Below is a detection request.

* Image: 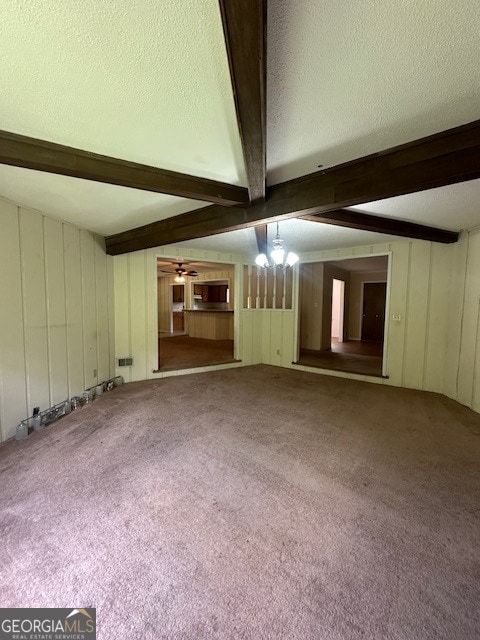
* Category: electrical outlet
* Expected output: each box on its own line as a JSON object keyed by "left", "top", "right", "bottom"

{"left": 392, "top": 314, "right": 401, "bottom": 322}
{"left": 93, "top": 369, "right": 97, "bottom": 378}
{"left": 276, "top": 349, "right": 281, "bottom": 355}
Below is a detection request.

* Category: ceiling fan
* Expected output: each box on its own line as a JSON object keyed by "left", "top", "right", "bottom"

{"left": 157, "top": 262, "right": 198, "bottom": 278}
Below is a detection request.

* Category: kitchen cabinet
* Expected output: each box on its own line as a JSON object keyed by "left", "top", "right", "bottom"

{"left": 193, "top": 284, "right": 228, "bottom": 302}
{"left": 184, "top": 310, "right": 233, "bottom": 340}
{"left": 172, "top": 285, "right": 184, "bottom": 303}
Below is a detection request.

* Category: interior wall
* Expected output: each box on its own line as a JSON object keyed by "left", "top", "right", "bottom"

{"left": 0, "top": 197, "right": 114, "bottom": 442}
{"left": 348, "top": 270, "right": 388, "bottom": 340}
{"left": 444, "top": 228, "right": 480, "bottom": 413}
{"left": 299, "top": 263, "right": 350, "bottom": 350}
{"left": 157, "top": 277, "right": 171, "bottom": 332}
{"left": 299, "top": 262, "right": 324, "bottom": 350}
{"left": 114, "top": 234, "right": 479, "bottom": 415}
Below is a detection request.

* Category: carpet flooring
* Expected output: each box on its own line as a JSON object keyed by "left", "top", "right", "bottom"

{"left": 158, "top": 335, "right": 235, "bottom": 371}
{"left": 1, "top": 365, "right": 479, "bottom": 639}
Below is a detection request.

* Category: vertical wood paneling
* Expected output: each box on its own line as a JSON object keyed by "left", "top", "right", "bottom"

{"left": 443, "top": 234, "right": 468, "bottom": 400}
{"left": 457, "top": 230, "right": 480, "bottom": 407}
{"left": 261, "top": 310, "right": 272, "bottom": 364}
{"left": 129, "top": 252, "right": 148, "bottom": 381}
{"left": 95, "top": 236, "right": 110, "bottom": 382}
{"left": 281, "top": 311, "right": 295, "bottom": 367}
{"left": 107, "top": 255, "right": 116, "bottom": 378}
{"left": 270, "top": 312, "right": 283, "bottom": 366}
{"left": 386, "top": 242, "right": 410, "bottom": 387}
{"left": 240, "top": 311, "right": 254, "bottom": 364}
{"left": 0, "top": 200, "right": 27, "bottom": 440}
{"left": 299, "top": 262, "right": 324, "bottom": 350}
{"left": 113, "top": 254, "right": 131, "bottom": 382}
{"left": 63, "top": 223, "right": 84, "bottom": 398}
{"left": 0, "top": 200, "right": 114, "bottom": 442}
{"left": 424, "top": 244, "right": 451, "bottom": 392}
{"left": 80, "top": 230, "right": 97, "bottom": 390}
{"left": 472, "top": 297, "right": 480, "bottom": 414}
{"left": 44, "top": 217, "right": 68, "bottom": 405}
{"left": 403, "top": 242, "right": 431, "bottom": 389}
{"left": 146, "top": 251, "right": 158, "bottom": 375}
{"left": 20, "top": 208, "right": 50, "bottom": 414}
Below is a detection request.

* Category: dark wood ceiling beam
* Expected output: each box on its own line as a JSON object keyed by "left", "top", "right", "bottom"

{"left": 0, "top": 129, "right": 249, "bottom": 206}
{"left": 301, "top": 209, "right": 458, "bottom": 244}
{"left": 265, "top": 119, "right": 480, "bottom": 219}
{"left": 106, "top": 119, "right": 480, "bottom": 254}
{"left": 254, "top": 225, "right": 268, "bottom": 255}
{"left": 219, "top": 0, "right": 266, "bottom": 201}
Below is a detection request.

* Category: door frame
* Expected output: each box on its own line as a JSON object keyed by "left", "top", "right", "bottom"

{"left": 294, "top": 251, "right": 392, "bottom": 378}
{"left": 331, "top": 278, "right": 346, "bottom": 343}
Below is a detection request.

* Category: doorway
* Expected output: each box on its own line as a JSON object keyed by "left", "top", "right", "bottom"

{"left": 297, "top": 255, "right": 388, "bottom": 377}
{"left": 156, "top": 259, "right": 237, "bottom": 371}
{"left": 331, "top": 279, "right": 345, "bottom": 344}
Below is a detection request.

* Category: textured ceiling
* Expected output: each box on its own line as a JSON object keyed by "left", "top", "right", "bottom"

{"left": 177, "top": 219, "right": 400, "bottom": 258}
{"left": 0, "top": 165, "right": 206, "bottom": 236}
{"left": 0, "top": 0, "right": 245, "bottom": 184}
{"left": 0, "top": 0, "right": 479, "bottom": 246}
{"left": 267, "top": 0, "right": 480, "bottom": 184}
{"left": 349, "top": 179, "right": 480, "bottom": 232}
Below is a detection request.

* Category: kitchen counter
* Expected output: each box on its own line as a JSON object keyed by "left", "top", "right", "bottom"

{"left": 184, "top": 309, "right": 234, "bottom": 340}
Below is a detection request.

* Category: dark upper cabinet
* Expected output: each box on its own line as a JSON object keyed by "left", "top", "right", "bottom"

{"left": 172, "top": 285, "right": 184, "bottom": 302}
{"left": 193, "top": 284, "right": 228, "bottom": 302}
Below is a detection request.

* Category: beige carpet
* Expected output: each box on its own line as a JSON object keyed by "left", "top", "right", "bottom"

{"left": 1, "top": 365, "right": 479, "bottom": 639}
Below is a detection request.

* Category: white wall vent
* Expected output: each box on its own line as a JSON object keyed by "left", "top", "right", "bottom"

{"left": 117, "top": 357, "right": 134, "bottom": 367}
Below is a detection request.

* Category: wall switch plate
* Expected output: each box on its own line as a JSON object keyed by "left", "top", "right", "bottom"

{"left": 392, "top": 314, "right": 401, "bottom": 321}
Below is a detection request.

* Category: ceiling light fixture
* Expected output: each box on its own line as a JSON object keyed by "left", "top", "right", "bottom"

{"left": 174, "top": 274, "right": 186, "bottom": 284}
{"left": 255, "top": 222, "right": 299, "bottom": 269}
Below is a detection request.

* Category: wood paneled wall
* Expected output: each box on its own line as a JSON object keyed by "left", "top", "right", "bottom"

{"left": 114, "top": 235, "right": 478, "bottom": 414}
{"left": 264, "top": 240, "right": 454, "bottom": 393}
{"left": 0, "top": 198, "right": 114, "bottom": 442}
{"left": 444, "top": 228, "right": 480, "bottom": 412}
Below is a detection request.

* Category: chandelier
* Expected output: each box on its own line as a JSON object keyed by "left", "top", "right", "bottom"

{"left": 255, "top": 222, "right": 299, "bottom": 269}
